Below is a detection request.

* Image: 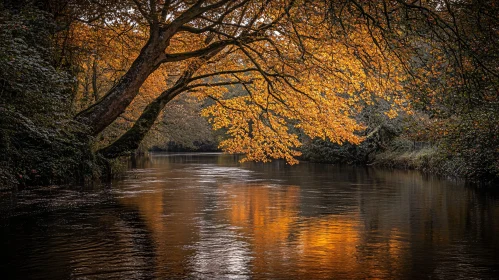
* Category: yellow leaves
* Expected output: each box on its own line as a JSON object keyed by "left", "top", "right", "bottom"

{"left": 71, "top": 0, "right": 419, "bottom": 163}
{"left": 385, "top": 108, "right": 398, "bottom": 119}
{"left": 194, "top": 7, "right": 413, "bottom": 165}
{"left": 201, "top": 67, "right": 368, "bottom": 164}
{"left": 201, "top": 93, "right": 302, "bottom": 165}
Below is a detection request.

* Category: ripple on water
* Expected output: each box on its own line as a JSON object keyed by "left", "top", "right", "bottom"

{"left": 1, "top": 154, "right": 498, "bottom": 279}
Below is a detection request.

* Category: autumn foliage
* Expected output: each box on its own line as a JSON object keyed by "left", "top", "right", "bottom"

{"left": 62, "top": 1, "right": 419, "bottom": 164}
{"left": 1, "top": 0, "right": 498, "bottom": 184}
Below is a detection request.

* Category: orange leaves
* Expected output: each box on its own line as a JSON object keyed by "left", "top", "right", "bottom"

{"left": 69, "top": 1, "right": 416, "bottom": 163}
{"left": 204, "top": 98, "right": 304, "bottom": 165}
{"left": 196, "top": 5, "right": 411, "bottom": 164}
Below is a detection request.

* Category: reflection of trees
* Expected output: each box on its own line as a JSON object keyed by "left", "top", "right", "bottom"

{"left": 220, "top": 184, "right": 409, "bottom": 279}
{"left": 225, "top": 185, "right": 300, "bottom": 275}
{"left": 3, "top": 157, "right": 498, "bottom": 279}
{"left": 357, "top": 169, "right": 499, "bottom": 278}
{"left": 119, "top": 179, "right": 202, "bottom": 278}
{"left": 220, "top": 169, "right": 499, "bottom": 279}
{"left": 296, "top": 217, "right": 408, "bottom": 279}
{"left": 114, "top": 157, "right": 499, "bottom": 279}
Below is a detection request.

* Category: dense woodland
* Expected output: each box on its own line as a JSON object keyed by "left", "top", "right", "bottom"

{"left": 0, "top": 0, "right": 498, "bottom": 187}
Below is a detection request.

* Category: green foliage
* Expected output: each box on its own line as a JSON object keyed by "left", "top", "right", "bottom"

{"left": 441, "top": 110, "right": 499, "bottom": 182}
{"left": 367, "top": 110, "right": 499, "bottom": 184}
{"left": 375, "top": 146, "right": 443, "bottom": 173}
{"left": 0, "top": 108, "right": 95, "bottom": 186}
{"left": 303, "top": 102, "right": 499, "bottom": 184}
{"left": 0, "top": 5, "right": 95, "bottom": 188}
{"left": 0, "top": 6, "right": 73, "bottom": 124}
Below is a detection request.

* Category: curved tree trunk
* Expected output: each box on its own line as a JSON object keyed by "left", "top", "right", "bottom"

{"left": 97, "top": 67, "right": 198, "bottom": 159}
{"left": 73, "top": 2, "right": 232, "bottom": 136}
{"left": 74, "top": 36, "right": 165, "bottom": 136}
{"left": 98, "top": 46, "right": 225, "bottom": 159}
{"left": 98, "top": 94, "right": 173, "bottom": 159}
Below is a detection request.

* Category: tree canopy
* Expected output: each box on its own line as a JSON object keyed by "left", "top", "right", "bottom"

{"left": 1, "top": 0, "right": 498, "bottom": 185}
{"left": 62, "top": 0, "right": 425, "bottom": 163}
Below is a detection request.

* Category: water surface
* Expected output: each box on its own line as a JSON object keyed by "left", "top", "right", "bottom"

{"left": 1, "top": 153, "right": 498, "bottom": 279}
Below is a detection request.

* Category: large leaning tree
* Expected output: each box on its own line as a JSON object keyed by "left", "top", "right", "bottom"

{"left": 64, "top": 0, "right": 497, "bottom": 164}
{"left": 66, "top": 0, "right": 408, "bottom": 163}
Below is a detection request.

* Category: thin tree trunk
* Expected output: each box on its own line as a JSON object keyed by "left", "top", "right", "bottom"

{"left": 83, "top": 73, "right": 90, "bottom": 108}
{"left": 92, "top": 57, "right": 99, "bottom": 101}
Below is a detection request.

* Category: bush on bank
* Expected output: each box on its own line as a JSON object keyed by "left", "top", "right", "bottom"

{"left": 0, "top": 6, "right": 98, "bottom": 188}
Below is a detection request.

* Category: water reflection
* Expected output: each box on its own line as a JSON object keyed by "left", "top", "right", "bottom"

{"left": 1, "top": 153, "right": 498, "bottom": 279}
{"left": 111, "top": 154, "right": 499, "bottom": 279}
{"left": 222, "top": 185, "right": 300, "bottom": 278}
{"left": 0, "top": 197, "right": 157, "bottom": 279}
{"left": 214, "top": 184, "right": 408, "bottom": 279}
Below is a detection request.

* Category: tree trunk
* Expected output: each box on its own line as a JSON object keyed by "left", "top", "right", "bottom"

{"left": 74, "top": 36, "right": 164, "bottom": 135}
{"left": 73, "top": 2, "right": 218, "bottom": 136}
{"left": 92, "top": 57, "right": 99, "bottom": 101}
{"left": 98, "top": 46, "right": 224, "bottom": 158}
{"left": 97, "top": 91, "right": 177, "bottom": 159}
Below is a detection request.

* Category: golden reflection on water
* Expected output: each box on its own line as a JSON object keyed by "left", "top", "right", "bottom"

{"left": 2, "top": 155, "right": 498, "bottom": 279}
{"left": 118, "top": 182, "right": 412, "bottom": 278}
{"left": 114, "top": 159, "right": 499, "bottom": 279}
{"left": 220, "top": 184, "right": 408, "bottom": 279}
{"left": 225, "top": 185, "right": 300, "bottom": 275}
{"left": 119, "top": 181, "right": 201, "bottom": 277}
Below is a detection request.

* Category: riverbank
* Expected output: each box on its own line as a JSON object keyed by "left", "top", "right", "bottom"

{"left": 373, "top": 146, "right": 456, "bottom": 176}
{"left": 372, "top": 146, "right": 498, "bottom": 186}
{"left": 301, "top": 137, "right": 498, "bottom": 186}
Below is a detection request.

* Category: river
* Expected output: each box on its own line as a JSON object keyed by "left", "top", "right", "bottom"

{"left": 1, "top": 153, "right": 498, "bottom": 279}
